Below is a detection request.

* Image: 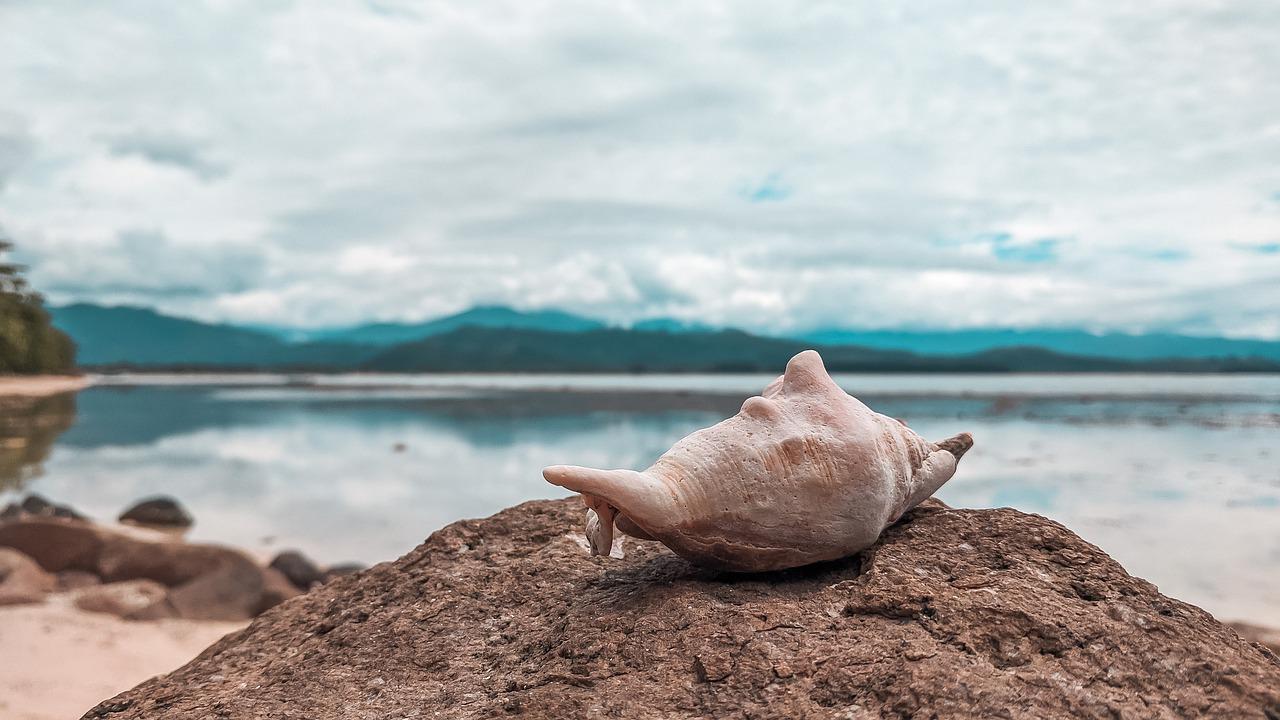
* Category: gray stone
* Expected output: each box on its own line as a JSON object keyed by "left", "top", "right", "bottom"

{"left": 118, "top": 496, "right": 193, "bottom": 528}
{"left": 269, "top": 550, "right": 324, "bottom": 591}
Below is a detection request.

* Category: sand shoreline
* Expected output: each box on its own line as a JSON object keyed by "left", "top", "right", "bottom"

{"left": 0, "top": 375, "right": 92, "bottom": 397}
{"left": 0, "top": 498, "right": 352, "bottom": 719}
{"left": 0, "top": 599, "right": 243, "bottom": 720}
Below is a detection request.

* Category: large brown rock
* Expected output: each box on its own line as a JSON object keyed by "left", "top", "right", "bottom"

{"left": 95, "top": 535, "right": 280, "bottom": 621}
{"left": 161, "top": 548, "right": 271, "bottom": 621}
{"left": 84, "top": 499, "right": 1280, "bottom": 719}
{"left": 0, "top": 517, "right": 104, "bottom": 571}
{"left": 0, "top": 546, "right": 55, "bottom": 605}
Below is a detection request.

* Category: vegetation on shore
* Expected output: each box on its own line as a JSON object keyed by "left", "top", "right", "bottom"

{"left": 0, "top": 242, "right": 75, "bottom": 374}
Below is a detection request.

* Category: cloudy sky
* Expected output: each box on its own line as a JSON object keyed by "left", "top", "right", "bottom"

{"left": 2, "top": 1, "right": 1278, "bottom": 336}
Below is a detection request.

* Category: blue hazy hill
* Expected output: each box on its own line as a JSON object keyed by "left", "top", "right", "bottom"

{"left": 299, "top": 305, "right": 606, "bottom": 346}
{"left": 630, "top": 317, "right": 718, "bottom": 333}
{"left": 48, "top": 303, "right": 374, "bottom": 367}
{"left": 800, "top": 328, "right": 1280, "bottom": 362}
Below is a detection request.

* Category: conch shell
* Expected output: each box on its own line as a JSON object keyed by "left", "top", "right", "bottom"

{"left": 543, "top": 350, "right": 973, "bottom": 572}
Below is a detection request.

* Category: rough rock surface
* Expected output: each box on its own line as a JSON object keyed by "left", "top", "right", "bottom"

{"left": 87, "top": 499, "right": 1280, "bottom": 719}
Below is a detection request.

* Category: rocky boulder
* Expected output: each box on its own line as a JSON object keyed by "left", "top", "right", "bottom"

{"left": 0, "top": 546, "right": 55, "bottom": 605}
{"left": 74, "top": 579, "right": 169, "bottom": 619}
{"left": 257, "top": 567, "right": 303, "bottom": 615}
{"left": 1, "top": 493, "right": 86, "bottom": 521}
{"left": 0, "top": 517, "right": 288, "bottom": 620}
{"left": 85, "top": 499, "right": 1280, "bottom": 719}
{"left": 20, "top": 493, "right": 54, "bottom": 515}
{"left": 0, "top": 515, "right": 104, "bottom": 570}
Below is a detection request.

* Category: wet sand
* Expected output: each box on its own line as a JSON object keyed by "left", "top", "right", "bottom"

{"left": 0, "top": 376, "right": 91, "bottom": 397}
{"left": 0, "top": 596, "right": 242, "bottom": 720}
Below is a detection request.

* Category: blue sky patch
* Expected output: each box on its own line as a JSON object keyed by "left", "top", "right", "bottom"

{"left": 1233, "top": 241, "right": 1280, "bottom": 255}
{"left": 1148, "top": 249, "right": 1189, "bottom": 262}
{"left": 987, "top": 234, "right": 1062, "bottom": 263}
{"left": 740, "top": 172, "right": 791, "bottom": 203}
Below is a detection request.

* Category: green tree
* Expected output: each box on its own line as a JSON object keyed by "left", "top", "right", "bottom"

{"left": 0, "top": 240, "right": 76, "bottom": 373}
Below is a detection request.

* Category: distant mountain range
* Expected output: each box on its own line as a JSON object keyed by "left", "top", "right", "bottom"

{"left": 361, "top": 327, "right": 1279, "bottom": 374}
{"left": 48, "top": 302, "right": 1280, "bottom": 373}
{"left": 294, "top": 305, "right": 605, "bottom": 346}
{"left": 50, "top": 303, "right": 375, "bottom": 368}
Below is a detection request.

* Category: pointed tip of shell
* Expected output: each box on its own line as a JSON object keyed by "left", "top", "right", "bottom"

{"left": 786, "top": 349, "right": 825, "bottom": 374}
{"left": 542, "top": 464, "right": 574, "bottom": 486}
{"left": 782, "top": 349, "right": 837, "bottom": 394}
{"left": 542, "top": 465, "right": 664, "bottom": 525}
{"left": 936, "top": 432, "right": 974, "bottom": 460}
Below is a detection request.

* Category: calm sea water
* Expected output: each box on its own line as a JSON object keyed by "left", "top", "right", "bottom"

{"left": 3, "top": 373, "right": 1279, "bottom": 625}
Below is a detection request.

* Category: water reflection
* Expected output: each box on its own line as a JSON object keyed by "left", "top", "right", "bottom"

{"left": 0, "top": 392, "right": 76, "bottom": 492}
{"left": 3, "top": 379, "right": 1279, "bottom": 625}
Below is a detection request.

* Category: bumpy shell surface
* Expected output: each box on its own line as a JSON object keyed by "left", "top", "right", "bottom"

{"left": 543, "top": 350, "right": 973, "bottom": 572}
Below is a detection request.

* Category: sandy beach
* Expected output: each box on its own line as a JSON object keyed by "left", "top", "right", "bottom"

{"left": 0, "top": 375, "right": 91, "bottom": 398}
{"left": 0, "top": 597, "right": 242, "bottom": 720}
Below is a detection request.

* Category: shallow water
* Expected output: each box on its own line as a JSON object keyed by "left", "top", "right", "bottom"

{"left": 4, "top": 373, "right": 1279, "bottom": 625}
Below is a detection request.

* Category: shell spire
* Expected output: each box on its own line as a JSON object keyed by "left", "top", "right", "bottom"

{"left": 543, "top": 350, "right": 974, "bottom": 572}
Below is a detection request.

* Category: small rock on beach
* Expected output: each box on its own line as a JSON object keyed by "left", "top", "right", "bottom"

{"left": 118, "top": 497, "right": 193, "bottom": 529}
{"left": 268, "top": 550, "right": 324, "bottom": 591}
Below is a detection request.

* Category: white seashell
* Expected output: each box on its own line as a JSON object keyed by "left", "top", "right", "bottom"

{"left": 543, "top": 350, "right": 973, "bottom": 572}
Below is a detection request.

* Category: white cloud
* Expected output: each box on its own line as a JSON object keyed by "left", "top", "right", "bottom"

{"left": 1, "top": 0, "right": 1277, "bottom": 335}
